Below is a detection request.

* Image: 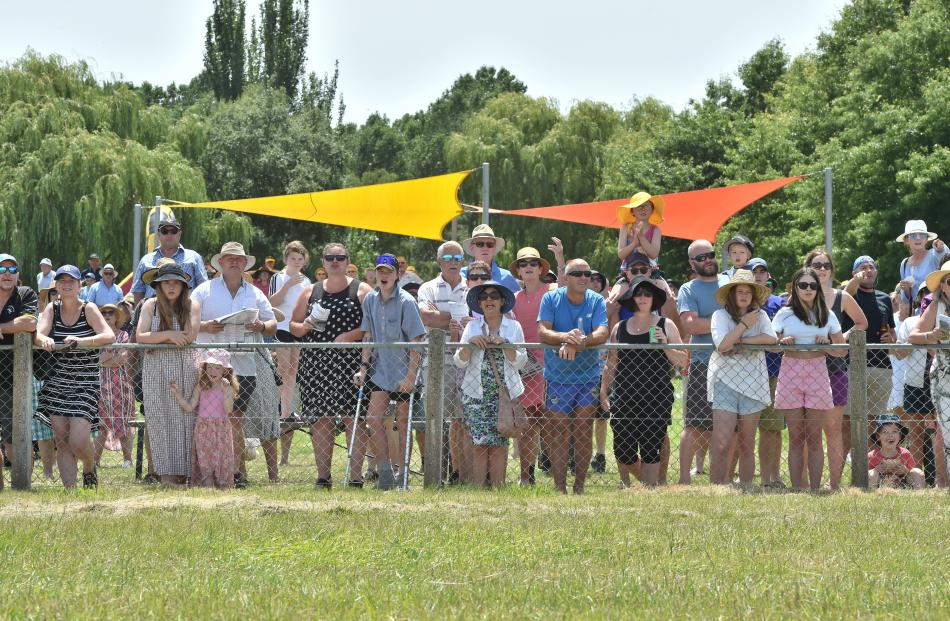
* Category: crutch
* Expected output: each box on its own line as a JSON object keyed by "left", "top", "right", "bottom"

{"left": 401, "top": 365, "right": 423, "bottom": 490}
{"left": 343, "top": 385, "right": 365, "bottom": 486}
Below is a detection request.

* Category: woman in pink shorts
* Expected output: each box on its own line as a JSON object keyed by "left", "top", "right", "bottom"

{"left": 771, "top": 268, "right": 847, "bottom": 491}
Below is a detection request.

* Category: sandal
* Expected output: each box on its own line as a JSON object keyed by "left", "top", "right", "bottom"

{"left": 315, "top": 477, "right": 333, "bottom": 490}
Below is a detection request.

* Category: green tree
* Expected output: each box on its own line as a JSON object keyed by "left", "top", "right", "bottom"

{"left": 203, "top": 0, "right": 246, "bottom": 101}
{"left": 255, "top": 0, "right": 310, "bottom": 100}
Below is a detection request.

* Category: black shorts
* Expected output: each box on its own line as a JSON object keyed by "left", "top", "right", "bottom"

{"left": 903, "top": 384, "right": 934, "bottom": 415}
{"left": 367, "top": 380, "right": 413, "bottom": 403}
{"left": 274, "top": 329, "right": 297, "bottom": 344}
{"left": 234, "top": 375, "right": 257, "bottom": 413}
{"left": 611, "top": 417, "right": 668, "bottom": 466}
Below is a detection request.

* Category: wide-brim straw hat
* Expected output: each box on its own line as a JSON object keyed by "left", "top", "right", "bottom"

{"left": 616, "top": 192, "right": 664, "bottom": 226}
{"left": 462, "top": 224, "right": 506, "bottom": 255}
{"left": 98, "top": 303, "right": 128, "bottom": 326}
{"left": 924, "top": 260, "right": 950, "bottom": 295}
{"left": 142, "top": 257, "right": 179, "bottom": 285}
{"left": 38, "top": 287, "right": 56, "bottom": 308}
{"left": 211, "top": 242, "right": 255, "bottom": 272}
{"left": 466, "top": 280, "right": 516, "bottom": 315}
{"left": 896, "top": 219, "right": 938, "bottom": 243}
{"left": 715, "top": 269, "right": 770, "bottom": 306}
{"left": 508, "top": 247, "right": 551, "bottom": 278}
{"left": 617, "top": 276, "right": 666, "bottom": 313}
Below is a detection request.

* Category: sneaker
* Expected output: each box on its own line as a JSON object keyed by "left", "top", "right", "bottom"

{"left": 82, "top": 471, "right": 98, "bottom": 489}
{"left": 122, "top": 460, "right": 133, "bottom": 469}
{"left": 234, "top": 473, "right": 249, "bottom": 489}
{"left": 447, "top": 470, "right": 460, "bottom": 485}
{"left": 315, "top": 477, "right": 332, "bottom": 490}
{"left": 345, "top": 479, "right": 364, "bottom": 489}
{"left": 591, "top": 453, "right": 606, "bottom": 474}
{"left": 142, "top": 473, "right": 159, "bottom": 485}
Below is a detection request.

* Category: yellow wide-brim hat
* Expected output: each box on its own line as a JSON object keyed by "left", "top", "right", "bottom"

{"left": 616, "top": 192, "right": 664, "bottom": 226}
{"left": 924, "top": 261, "right": 950, "bottom": 295}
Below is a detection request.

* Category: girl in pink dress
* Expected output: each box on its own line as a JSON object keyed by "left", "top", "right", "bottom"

{"left": 96, "top": 303, "right": 136, "bottom": 468}
{"left": 170, "top": 349, "right": 237, "bottom": 489}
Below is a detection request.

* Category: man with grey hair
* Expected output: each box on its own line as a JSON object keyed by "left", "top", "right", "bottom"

{"left": 676, "top": 239, "right": 729, "bottom": 484}
{"left": 418, "top": 241, "right": 470, "bottom": 482}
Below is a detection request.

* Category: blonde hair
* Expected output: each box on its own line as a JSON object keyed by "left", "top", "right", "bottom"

{"left": 197, "top": 362, "right": 240, "bottom": 393}
{"left": 283, "top": 240, "right": 309, "bottom": 265}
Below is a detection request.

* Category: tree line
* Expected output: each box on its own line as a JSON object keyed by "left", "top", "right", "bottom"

{"left": 1, "top": 0, "right": 947, "bottom": 288}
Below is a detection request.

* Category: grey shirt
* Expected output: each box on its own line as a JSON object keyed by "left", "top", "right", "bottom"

{"left": 360, "top": 287, "right": 427, "bottom": 391}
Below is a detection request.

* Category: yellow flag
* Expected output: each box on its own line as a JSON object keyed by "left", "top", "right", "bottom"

{"left": 173, "top": 171, "right": 471, "bottom": 240}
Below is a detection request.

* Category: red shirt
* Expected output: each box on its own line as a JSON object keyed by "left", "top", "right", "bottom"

{"left": 867, "top": 446, "right": 916, "bottom": 470}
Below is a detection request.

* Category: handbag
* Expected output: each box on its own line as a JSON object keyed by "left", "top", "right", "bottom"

{"left": 486, "top": 346, "right": 529, "bottom": 438}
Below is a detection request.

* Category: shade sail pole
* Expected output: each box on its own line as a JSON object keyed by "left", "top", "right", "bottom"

{"left": 481, "top": 162, "right": 490, "bottom": 226}
{"left": 824, "top": 167, "right": 833, "bottom": 254}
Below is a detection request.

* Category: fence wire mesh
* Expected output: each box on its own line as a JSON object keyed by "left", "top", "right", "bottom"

{"left": 3, "top": 333, "right": 950, "bottom": 492}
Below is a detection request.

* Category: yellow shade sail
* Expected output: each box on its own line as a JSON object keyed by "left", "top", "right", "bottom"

{"left": 172, "top": 171, "right": 471, "bottom": 240}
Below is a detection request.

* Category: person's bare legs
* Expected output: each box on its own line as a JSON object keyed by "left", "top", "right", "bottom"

{"left": 710, "top": 410, "right": 737, "bottom": 485}
{"left": 679, "top": 427, "right": 709, "bottom": 484}
{"left": 804, "top": 409, "right": 826, "bottom": 491}
{"left": 617, "top": 461, "right": 635, "bottom": 488}
{"left": 448, "top": 419, "right": 468, "bottom": 482}
{"left": 593, "top": 417, "right": 607, "bottom": 461}
{"left": 471, "top": 445, "right": 488, "bottom": 487}
{"left": 366, "top": 392, "right": 395, "bottom": 484}
{"left": 822, "top": 405, "right": 843, "bottom": 490}
{"left": 905, "top": 414, "right": 928, "bottom": 479}
{"left": 488, "top": 445, "right": 508, "bottom": 488}
{"left": 276, "top": 348, "right": 300, "bottom": 465}
{"left": 571, "top": 405, "right": 596, "bottom": 494}
{"left": 37, "top": 439, "right": 55, "bottom": 479}
{"left": 51, "top": 416, "right": 79, "bottom": 487}
{"left": 759, "top": 429, "right": 782, "bottom": 485}
{"left": 519, "top": 410, "right": 542, "bottom": 484}
{"left": 736, "top": 413, "right": 760, "bottom": 486}
{"left": 393, "top": 402, "right": 410, "bottom": 479}
{"left": 261, "top": 438, "right": 279, "bottom": 482}
{"left": 785, "top": 408, "right": 806, "bottom": 490}
{"left": 933, "top": 428, "right": 948, "bottom": 488}
{"left": 230, "top": 413, "right": 246, "bottom": 477}
{"left": 542, "top": 411, "right": 570, "bottom": 492}
{"left": 658, "top": 434, "right": 670, "bottom": 485}
{"left": 309, "top": 417, "right": 336, "bottom": 482}
{"left": 343, "top": 415, "right": 368, "bottom": 483}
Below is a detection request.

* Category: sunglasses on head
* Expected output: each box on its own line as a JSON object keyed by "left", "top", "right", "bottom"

{"left": 796, "top": 281, "right": 820, "bottom": 291}
{"left": 440, "top": 254, "right": 464, "bottom": 262}
{"left": 690, "top": 252, "right": 716, "bottom": 263}
{"left": 477, "top": 291, "right": 502, "bottom": 301}
{"left": 627, "top": 266, "right": 650, "bottom": 275}
{"left": 323, "top": 254, "right": 348, "bottom": 262}
{"left": 468, "top": 273, "right": 491, "bottom": 281}
{"left": 568, "top": 270, "right": 592, "bottom": 278}
{"left": 518, "top": 259, "right": 541, "bottom": 268}
{"left": 0, "top": 266, "right": 19, "bottom": 274}
{"left": 809, "top": 261, "right": 832, "bottom": 271}
{"left": 159, "top": 227, "right": 180, "bottom": 235}
{"left": 473, "top": 241, "right": 496, "bottom": 249}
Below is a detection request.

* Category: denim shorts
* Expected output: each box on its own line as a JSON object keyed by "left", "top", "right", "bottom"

{"left": 546, "top": 381, "right": 599, "bottom": 414}
{"left": 711, "top": 380, "right": 769, "bottom": 416}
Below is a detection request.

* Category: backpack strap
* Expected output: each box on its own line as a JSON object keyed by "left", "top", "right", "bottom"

{"left": 347, "top": 277, "right": 360, "bottom": 301}
{"left": 308, "top": 281, "right": 325, "bottom": 305}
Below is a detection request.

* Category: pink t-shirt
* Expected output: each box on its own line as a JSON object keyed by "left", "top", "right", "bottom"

{"left": 197, "top": 388, "right": 228, "bottom": 420}
{"left": 867, "top": 446, "right": 916, "bottom": 470}
{"left": 514, "top": 286, "right": 546, "bottom": 372}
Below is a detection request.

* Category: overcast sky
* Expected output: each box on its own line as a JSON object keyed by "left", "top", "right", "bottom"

{"left": 1, "top": 0, "right": 849, "bottom": 124}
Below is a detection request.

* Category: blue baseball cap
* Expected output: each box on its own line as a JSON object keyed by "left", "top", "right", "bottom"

{"left": 852, "top": 255, "right": 876, "bottom": 271}
{"left": 0, "top": 253, "right": 17, "bottom": 265}
{"left": 746, "top": 257, "right": 768, "bottom": 271}
{"left": 53, "top": 265, "right": 82, "bottom": 281}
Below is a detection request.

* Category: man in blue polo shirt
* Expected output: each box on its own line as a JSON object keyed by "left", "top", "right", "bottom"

{"left": 84, "top": 264, "right": 124, "bottom": 307}
{"left": 131, "top": 217, "right": 208, "bottom": 303}
{"left": 460, "top": 224, "right": 521, "bottom": 293}
{"left": 538, "top": 258, "right": 609, "bottom": 494}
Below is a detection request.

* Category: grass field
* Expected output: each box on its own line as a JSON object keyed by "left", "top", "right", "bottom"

{"left": 1, "top": 484, "right": 948, "bottom": 620}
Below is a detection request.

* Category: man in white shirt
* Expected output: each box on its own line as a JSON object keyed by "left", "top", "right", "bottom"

{"left": 418, "top": 241, "right": 470, "bottom": 482}
{"left": 397, "top": 256, "right": 423, "bottom": 286}
{"left": 192, "top": 242, "right": 278, "bottom": 487}
{"left": 36, "top": 258, "right": 54, "bottom": 291}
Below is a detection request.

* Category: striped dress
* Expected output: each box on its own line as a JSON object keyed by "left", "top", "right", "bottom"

{"left": 142, "top": 308, "right": 197, "bottom": 477}
{"left": 35, "top": 302, "right": 101, "bottom": 427}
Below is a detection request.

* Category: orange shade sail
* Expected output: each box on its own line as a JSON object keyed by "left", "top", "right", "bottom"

{"left": 502, "top": 176, "right": 806, "bottom": 241}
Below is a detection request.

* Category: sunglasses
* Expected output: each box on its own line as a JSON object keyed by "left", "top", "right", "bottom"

{"left": 633, "top": 289, "right": 654, "bottom": 297}
{"left": 0, "top": 266, "right": 19, "bottom": 274}
{"left": 323, "top": 254, "right": 349, "bottom": 262}
{"left": 809, "top": 261, "right": 833, "bottom": 271}
{"left": 906, "top": 232, "right": 928, "bottom": 241}
{"left": 626, "top": 266, "right": 650, "bottom": 275}
{"left": 690, "top": 252, "right": 716, "bottom": 263}
{"left": 159, "top": 227, "right": 181, "bottom": 235}
{"left": 477, "top": 291, "right": 502, "bottom": 301}
{"left": 796, "top": 281, "right": 820, "bottom": 291}
{"left": 518, "top": 259, "right": 541, "bottom": 268}
{"left": 468, "top": 273, "right": 491, "bottom": 281}
{"left": 440, "top": 254, "right": 464, "bottom": 262}
{"left": 567, "top": 270, "right": 593, "bottom": 278}
{"left": 473, "top": 241, "right": 496, "bottom": 249}
{"left": 101, "top": 311, "right": 115, "bottom": 317}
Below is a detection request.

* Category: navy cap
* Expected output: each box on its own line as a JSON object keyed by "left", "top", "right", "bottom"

{"left": 54, "top": 265, "right": 82, "bottom": 281}
{"left": 746, "top": 257, "right": 768, "bottom": 271}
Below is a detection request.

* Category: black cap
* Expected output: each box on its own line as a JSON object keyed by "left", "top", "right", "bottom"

{"left": 723, "top": 234, "right": 754, "bottom": 255}
{"left": 158, "top": 217, "right": 182, "bottom": 230}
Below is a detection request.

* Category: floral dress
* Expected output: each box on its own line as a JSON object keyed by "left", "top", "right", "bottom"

{"left": 99, "top": 329, "right": 135, "bottom": 449}
{"left": 462, "top": 348, "right": 509, "bottom": 447}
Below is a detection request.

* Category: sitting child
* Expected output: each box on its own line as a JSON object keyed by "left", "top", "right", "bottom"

{"left": 617, "top": 192, "right": 663, "bottom": 267}
{"left": 868, "top": 413, "right": 925, "bottom": 489}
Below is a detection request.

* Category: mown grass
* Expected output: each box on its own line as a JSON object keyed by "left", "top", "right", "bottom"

{"left": 1, "top": 485, "right": 948, "bottom": 620}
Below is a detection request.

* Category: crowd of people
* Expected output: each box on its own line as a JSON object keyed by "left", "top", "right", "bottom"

{"left": 1, "top": 198, "right": 949, "bottom": 493}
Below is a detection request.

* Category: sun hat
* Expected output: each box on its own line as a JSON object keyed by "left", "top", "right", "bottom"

{"left": 508, "top": 247, "right": 551, "bottom": 278}
{"left": 201, "top": 348, "right": 233, "bottom": 370}
{"left": 38, "top": 287, "right": 57, "bottom": 307}
{"left": 264, "top": 256, "right": 277, "bottom": 268}
{"left": 616, "top": 192, "right": 664, "bottom": 226}
{"left": 896, "top": 220, "right": 937, "bottom": 243}
{"left": 0, "top": 253, "right": 17, "bottom": 265}
{"left": 141, "top": 257, "right": 178, "bottom": 285}
{"left": 374, "top": 254, "right": 398, "bottom": 272}
{"left": 852, "top": 255, "right": 876, "bottom": 272}
{"left": 924, "top": 260, "right": 950, "bottom": 294}
{"left": 723, "top": 234, "right": 754, "bottom": 258}
{"left": 54, "top": 265, "right": 82, "bottom": 281}
{"left": 211, "top": 242, "right": 255, "bottom": 272}
{"left": 101, "top": 263, "right": 116, "bottom": 274}
{"left": 150, "top": 263, "right": 191, "bottom": 285}
{"left": 466, "top": 280, "right": 516, "bottom": 314}
{"left": 462, "top": 224, "right": 506, "bottom": 255}
{"left": 40, "top": 258, "right": 52, "bottom": 267}
{"left": 617, "top": 275, "right": 667, "bottom": 313}
{"left": 98, "top": 303, "right": 128, "bottom": 325}
{"left": 406, "top": 266, "right": 417, "bottom": 273}
{"left": 872, "top": 413, "right": 909, "bottom": 446}
{"left": 715, "top": 269, "right": 770, "bottom": 306}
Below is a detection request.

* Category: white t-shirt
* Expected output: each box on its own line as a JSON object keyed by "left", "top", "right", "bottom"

{"left": 771, "top": 306, "right": 841, "bottom": 343}
{"left": 269, "top": 271, "right": 311, "bottom": 331}
{"left": 709, "top": 308, "right": 776, "bottom": 404}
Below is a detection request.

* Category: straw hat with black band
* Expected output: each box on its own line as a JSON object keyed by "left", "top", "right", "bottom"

{"left": 462, "top": 224, "right": 506, "bottom": 255}
{"left": 210, "top": 241, "right": 255, "bottom": 273}
{"left": 715, "top": 269, "right": 770, "bottom": 306}
{"left": 508, "top": 247, "right": 550, "bottom": 279}
{"left": 924, "top": 260, "right": 950, "bottom": 295}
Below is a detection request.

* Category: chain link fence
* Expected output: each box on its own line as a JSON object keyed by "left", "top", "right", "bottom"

{"left": 3, "top": 331, "right": 949, "bottom": 492}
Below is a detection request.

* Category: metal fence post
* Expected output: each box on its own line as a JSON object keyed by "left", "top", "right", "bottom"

{"left": 424, "top": 329, "right": 446, "bottom": 489}
{"left": 11, "top": 333, "right": 33, "bottom": 490}
{"left": 847, "top": 329, "right": 869, "bottom": 488}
